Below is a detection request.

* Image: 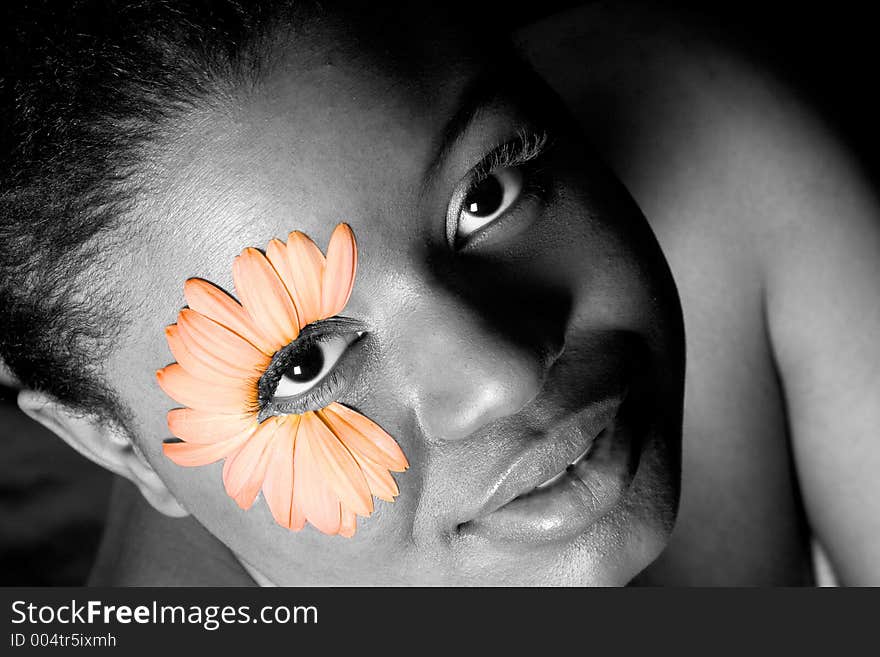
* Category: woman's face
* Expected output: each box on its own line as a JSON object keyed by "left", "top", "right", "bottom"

{"left": 104, "top": 17, "right": 684, "bottom": 585}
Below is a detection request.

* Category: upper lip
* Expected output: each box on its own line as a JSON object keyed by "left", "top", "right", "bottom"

{"left": 461, "top": 392, "right": 626, "bottom": 525}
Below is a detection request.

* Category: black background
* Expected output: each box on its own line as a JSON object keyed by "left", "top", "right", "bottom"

{"left": 520, "top": 0, "right": 880, "bottom": 178}
{"left": 1, "top": 0, "right": 878, "bottom": 586}
{"left": 1, "top": 587, "right": 877, "bottom": 651}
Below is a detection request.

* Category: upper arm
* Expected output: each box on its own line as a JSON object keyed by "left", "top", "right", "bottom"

{"left": 691, "top": 35, "right": 880, "bottom": 582}
{"left": 519, "top": 2, "right": 880, "bottom": 583}
{"left": 759, "top": 107, "right": 880, "bottom": 584}
{"left": 669, "top": 45, "right": 880, "bottom": 584}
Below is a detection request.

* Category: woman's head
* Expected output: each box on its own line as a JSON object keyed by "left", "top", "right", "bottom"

{"left": 1, "top": 1, "right": 685, "bottom": 584}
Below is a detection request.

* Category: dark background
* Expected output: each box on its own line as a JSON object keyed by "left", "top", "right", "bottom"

{"left": 2, "top": 0, "right": 878, "bottom": 585}
{"left": 0, "top": 384, "right": 111, "bottom": 585}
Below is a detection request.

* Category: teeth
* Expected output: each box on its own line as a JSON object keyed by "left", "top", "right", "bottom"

{"left": 534, "top": 468, "right": 568, "bottom": 491}
{"left": 534, "top": 442, "right": 595, "bottom": 491}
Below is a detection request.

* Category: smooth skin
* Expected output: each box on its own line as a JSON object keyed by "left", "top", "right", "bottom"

{"left": 518, "top": 3, "right": 880, "bottom": 584}
{"left": 17, "top": 2, "right": 880, "bottom": 585}
{"left": 19, "top": 6, "right": 685, "bottom": 585}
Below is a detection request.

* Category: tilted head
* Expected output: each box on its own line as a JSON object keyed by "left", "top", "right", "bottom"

{"left": 0, "top": 0, "right": 685, "bottom": 585}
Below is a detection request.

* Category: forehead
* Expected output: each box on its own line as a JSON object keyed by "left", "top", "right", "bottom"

{"left": 104, "top": 15, "right": 534, "bottom": 443}
{"left": 111, "top": 18, "right": 530, "bottom": 353}
{"left": 144, "top": 18, "right": 511, "bottom": 258}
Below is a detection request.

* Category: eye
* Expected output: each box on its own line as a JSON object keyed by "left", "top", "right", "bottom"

{"left": 272, "top": 333, "right": 358, "bottom": 399}
{"left": 456, "top": 166, "right": 524, "bottom": 239}
{"left": 257, "top": 318, "right": 369, "bottom": 418}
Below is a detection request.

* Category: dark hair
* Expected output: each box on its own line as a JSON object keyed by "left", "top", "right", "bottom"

{"left": 0, "top": 0, "right": 317, "bottom": 419}
{"left": 0, "top": 0, "right": 521, "bottom": 421}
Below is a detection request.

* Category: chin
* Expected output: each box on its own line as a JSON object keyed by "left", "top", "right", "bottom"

{"left": 449, "top": 481, "right": 678, "bottom": 586}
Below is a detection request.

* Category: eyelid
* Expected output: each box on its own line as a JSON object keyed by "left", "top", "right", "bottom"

{"left": 273, "top": 332, "right": 356, "bottom": 398}
{"left": 446, "top": 127, "right": 553, "bottom": 248}
{"left": 456, "top": 167, "right": 524, "bottom": 239}
{"left": 294, "top": 316, "right": 368, "bottom": 341}
{"left": 470, "top": 128, "right": 550, "bottom": 184}
{"left": 257, "top": 317, "right": 369, "bottom": 418}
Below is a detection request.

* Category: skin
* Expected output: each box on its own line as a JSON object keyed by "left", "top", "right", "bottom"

{"left": 517, "top": 3, "right": 880, "bottom": 584}
{"left": 25, "top": 2, "right": 877, "bottom": 586}
{"left": 24, "top": 9, "right": 684, "bottom": 585}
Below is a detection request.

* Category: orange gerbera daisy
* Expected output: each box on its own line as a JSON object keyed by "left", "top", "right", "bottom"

{"left": 156, "top": 223, "right": 408, "bottom": 537}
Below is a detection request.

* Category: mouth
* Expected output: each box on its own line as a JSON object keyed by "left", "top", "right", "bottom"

{"left": 529, "top": 433, "right": 599, "bottom": 491}
{"left": 458, "top": 394, "right": 639, "bottom": 544}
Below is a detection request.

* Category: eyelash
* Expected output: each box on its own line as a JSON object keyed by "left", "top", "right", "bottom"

{"left": 271, "top": 357, "right": 347, "bottom": 416}
{"left": 469, "top": 128, "right": 551, "bottom": 185}
{"left": 451, "top": 127, "right": 554, "bottom": 247}
{"left": 254, "top": 131, "right": 554, "bottom": 417}
{"left": 256, "top": 319, "right": 365, "bottom": 420}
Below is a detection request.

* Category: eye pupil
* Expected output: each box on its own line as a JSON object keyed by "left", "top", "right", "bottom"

{"left": 284, "top": 343, "right": 324, "bottom": 382}
{"left": 463, "top": 175, "right": 503, "bottom": 217}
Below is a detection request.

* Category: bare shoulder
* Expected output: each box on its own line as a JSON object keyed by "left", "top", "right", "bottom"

{"left": 517, "top": 3, "right": 878, "bottom": 241}
{"left": 518, "top": 3, "right": 880, "bottom": 583}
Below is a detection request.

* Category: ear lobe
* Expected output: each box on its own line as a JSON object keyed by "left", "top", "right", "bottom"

{"left": 17, "top": 389, "right": 188, "bottom": 519}
{"left": 0, "top": 359, "right": 18, "bottom": 388}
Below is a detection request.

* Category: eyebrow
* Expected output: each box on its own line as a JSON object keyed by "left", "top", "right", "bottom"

{"left": 422, "top": 71, "right": 514, "bottom": 186}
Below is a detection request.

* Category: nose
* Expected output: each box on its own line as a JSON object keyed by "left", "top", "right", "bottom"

{"left": 394, "top": 286, "right": 555, "bottom": 443}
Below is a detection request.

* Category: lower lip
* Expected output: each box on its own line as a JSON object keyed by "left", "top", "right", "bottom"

{"left": 460, "top": 412, "right": 638, "bottom": 545}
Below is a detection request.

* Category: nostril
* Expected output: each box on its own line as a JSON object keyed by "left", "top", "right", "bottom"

{"left": 413, "top": 351, "right": 548, "bottom": 443}
{"left": 543, "top": 327, "right": 568, "bottom": 372}
{"left": 393, "top": 257, "right": 572, "bottom": 444}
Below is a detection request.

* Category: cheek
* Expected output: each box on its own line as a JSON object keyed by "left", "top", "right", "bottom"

{"left": 544, "top": 189, "right": 674, "bottom": 332}
{"left": 498, "top": 202, "right": 660, "bottom": 336}
{"left": 107, "top": 332, "right": 177, "bottom": 456}
{"left": 100, "top": 255, "right": 429, "bottom": 579}
{"left": 102, "top": 307, "right": 243, "bottom": 531}
{"left": 106, "top": 331, "right": 423, "bottom": 581}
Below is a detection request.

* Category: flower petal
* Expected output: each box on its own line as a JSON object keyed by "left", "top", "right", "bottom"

{"left": 322, "top": 403, "right": 408, "bottom": 471}
{"left": 233, "top": 247, "right": 300, "bottom": 347}
{"left": 157, "top": 363, "right": 256, "bottom": 414}
{"left": 349, "top": 450, "right": 400, "bottom": 502}
{"left": 299, "top": 411, "right": 373, "bottom": 517}
{"left": 285, "top": 231, "right": 325, "bottom": 327}
{"left": 177, "top": 308, "right": 270, "bottom": 378}
{"left": 167, "top": 408, "right": 257, "bottom": 445}
{"left": 339, "top": 507, "right": 357, "bottom": 538}
{"left": 321, "top": 223, "right": 357, "bottom": 318}
{"left": 319, "top": 408, "right": 400, "bottom": 500}
{"left": 290, "top": 427, "right": 308, "bottom": 531}
{"left": 293, "top": 425, "right": 341, "bottom": 535}
{"left": 165, "top": 325, "right": 244, "bottom": 385}
{"left": 184, "top": 278, "right": 280, "bottom": 355}
{"left": 261, "top": 415, "right": 300, "bottom": 529}
{"left": 222, "top": 417, "right": 282, "bottom": 509}
{"left": 162, "top": 430, "right": 251, "bottom": 467}
{"left": 266, "top": 239, "right": 306, "bottom": 326}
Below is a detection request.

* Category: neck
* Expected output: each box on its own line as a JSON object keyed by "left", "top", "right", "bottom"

{"left": 89, "top": 476, "right": 257, "bottom": 586}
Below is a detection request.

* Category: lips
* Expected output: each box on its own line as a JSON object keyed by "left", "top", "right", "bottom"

{"left": 458, "top": 393, "right": 638, "bottom": 544}
{"left": 532, "top": 437, "right": 596, "bottom": 491}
